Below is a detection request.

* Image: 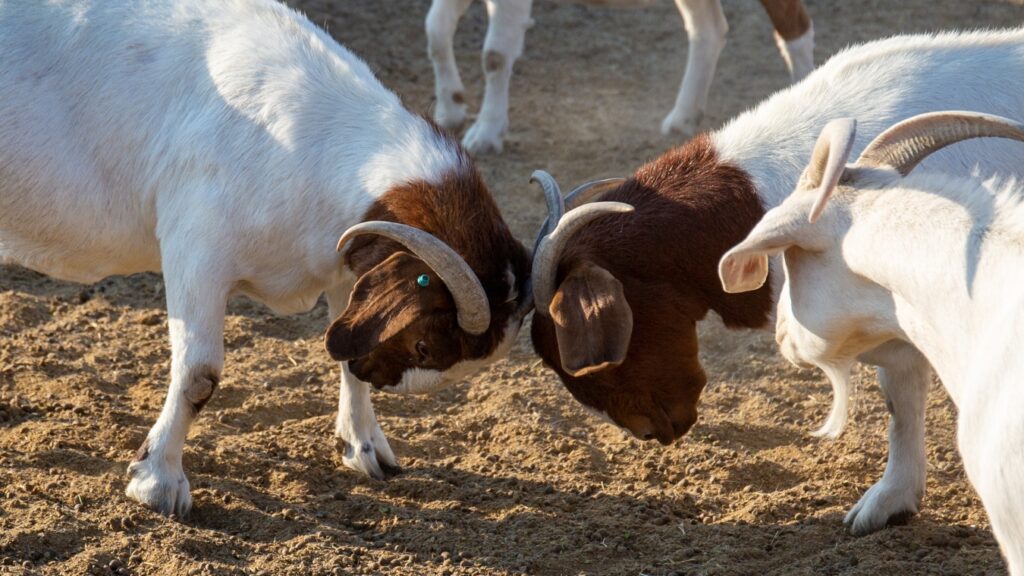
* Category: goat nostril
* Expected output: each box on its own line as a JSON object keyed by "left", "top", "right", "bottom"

{"left": 642, "top": 433, "right": 655, "bottom": 441}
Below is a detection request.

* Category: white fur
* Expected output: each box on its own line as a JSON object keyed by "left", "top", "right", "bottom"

{"left": 775, "top": 23, "right": 815, "bottom": 81}
{"left": 335, "top": 363, "right": 401, "bottom": 479}
{"left": 709, "top": 28, "right": 1024, "bottom": 537}
{"left": 714, "top": 29, "right": 1024, "bottom": 205}
{"left": 725, "top": 143, "right": 1024, "bottom": 571}
{"left": 0, "top": 0, "right": 481, "bottom": 514}
{"left": 426, "top": 0, "right": 814, "bottom": 153}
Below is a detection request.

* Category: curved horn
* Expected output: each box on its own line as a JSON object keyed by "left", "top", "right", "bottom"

{"left": 530, "top": 170, "right": 565, "bottom": 239}
{"left": 857, "top": 111, "right": 1024, "bottom": 176}
{"left": 564, "top": 177, "right": 628, "bottom": 210}
{"left": 807, "top": 118, "right": 857, "bottom": 223}
{"left": 532, "top": 175, "right": 627, "bottom": 253}
{"left": 525, "top": 172, "right": 629, "bottom": 321}
{"left": 337, "top": 222, "right": 491, "bottom": 335}
{"left": 532, "top": 202, "right": 635, "bottom": 317}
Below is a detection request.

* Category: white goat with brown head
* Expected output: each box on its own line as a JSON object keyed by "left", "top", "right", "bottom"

{"left": 720, "top": 112, "right": 1024, "bottom": 570}
{"left": 0, "top": 0, "right": 531, "bottom": 516}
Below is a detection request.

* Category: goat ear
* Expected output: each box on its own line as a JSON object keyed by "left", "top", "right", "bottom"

{"left": 718, "top": 216, "right": 799, "bottom": 294}
{"left": 720, "top": 119, "right": 857, "bottom": 294}
{"left": 548, "top": 261, "right": 633, "bottom": 377}
{"left": 325, "top": 252, "right": 449, "bottom": 361}
{"left": 803, "top": 118, "right": 857, "bottom": 223}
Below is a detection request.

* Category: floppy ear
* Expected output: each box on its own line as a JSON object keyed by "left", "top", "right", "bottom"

{"left": 718, "top": 214, "right": 801, "bottom": 294}
{"left": 325, "top": 252, "right": 450, "bottom": 361}
{"left": 548, "top": 261, "right": 633, "bottom": 377}
{"left": 720, "top": 118, "right": 857, "bottom": 294}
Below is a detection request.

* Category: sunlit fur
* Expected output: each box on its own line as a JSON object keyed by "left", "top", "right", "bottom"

{"left": 734, "top": 163, "right": 1024, "bottom": 572}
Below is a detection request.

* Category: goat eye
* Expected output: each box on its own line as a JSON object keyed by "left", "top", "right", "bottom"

{"left": 505, "top": 284, "right": 518, "bottom": 304}
{"left": 415, "top": 340, "right": 430, "bottom": 362}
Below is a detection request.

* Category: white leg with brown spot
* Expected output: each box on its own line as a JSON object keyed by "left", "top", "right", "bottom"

{"left": 463, "top": 0, "right": 533, "bottom": 155}
{"left": 846, "top": 342, "right": 930, "bottom": 535}
{"left": 427, "top": 0, "right": 475, "bottom": 130}
{"left": 325, "top": 284, "right": 400, "bottom": 480}
{"left": 662, "top": 0, "right": 728, "bottom": 136}
{"left": 126, "top": 248, "right": 227, "bottom": 517}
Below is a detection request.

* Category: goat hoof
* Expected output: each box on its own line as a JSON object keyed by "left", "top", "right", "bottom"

{"left": 380, "top": 461, "right": 403, "bottom": 479}
{"left": 661, "top": 112, "right": 700, "bottom": 138}
{"left": 434, "top": 100, "right": 467, "bottom": 132}
{"left": 335, "top": 435, "right": 400, "bottom": 481}
{"left": 125, "top": 455, "right": 192, "bottom": 517}
{"left": 844, "top": 478, "right": 921, "bottom": 536}
{"left": 462, "top": 120, "right": 505, "bottom": 155}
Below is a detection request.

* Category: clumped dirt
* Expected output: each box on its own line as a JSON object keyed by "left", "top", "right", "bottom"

{"left": 3, "top": 1, "right": 1024, "bottom": 575}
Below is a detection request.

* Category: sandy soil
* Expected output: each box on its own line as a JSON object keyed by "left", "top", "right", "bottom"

{"left": 3, "top": 1, "right": 1024, "bottom": 574}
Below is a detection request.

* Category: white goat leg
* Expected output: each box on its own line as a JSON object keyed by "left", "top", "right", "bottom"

{"left": 662, "top": 0, "right": 728, "bottom": 136}
{"left": 126, "top": 247, "right": 227, "bottom": 516}
{"left": 775, "top": 23, "right": 814, "bottom": 81}
{"left": 326, "top": 285, "right": 399, "bottom": 480}
{"left": 463, "top": 0, "right": 533, "bottom": 154}
{"left": 336, "top": 364, "right": 401, "bottom": 479}
{"left": 846, "top": 343, "right": 930, "bottom": 535}
{"left": 427, "top": 0, "right": 475, "bottom": 130}
{"left": 759, "top": 0, "right": 814, "bottom": 81}
{"left": 960, "top": 402, "right": 1024, "bottom": 574}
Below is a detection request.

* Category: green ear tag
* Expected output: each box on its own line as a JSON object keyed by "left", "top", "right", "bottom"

{"left": 416, "top": 274, "right": 430, "bottom": 288}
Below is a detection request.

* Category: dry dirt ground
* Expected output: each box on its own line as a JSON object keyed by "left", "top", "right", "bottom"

{"left": 3, "top": 1, "right": 1024, "bottom": 575}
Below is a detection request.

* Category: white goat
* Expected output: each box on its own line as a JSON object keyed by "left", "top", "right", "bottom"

{"left": 425, "top": 0, "right": 814, "bottom": 154}
{"left": 0, "top": 0, "right": 531, "bottom": 516}
{"left": 720, "top": 112, "right": 1024, "bottom": 571}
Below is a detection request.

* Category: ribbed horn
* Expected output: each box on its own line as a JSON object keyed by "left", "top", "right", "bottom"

{"left": 337, "top": 221, "right": 491, "bottom": 335}
{"left": 565, "top": 177, "right": 628, "bottom": 210}
{"left": 532, "top": 175, "right": 627, "bottom": 253}
{"left": 530, "top": 170, "right": 565, "bottom": 240}
{"left": 531, "top": 202, "right": 634, "bottom": 317}
{"left": 857, "top": 111, "right": 1024, "bottom": 176}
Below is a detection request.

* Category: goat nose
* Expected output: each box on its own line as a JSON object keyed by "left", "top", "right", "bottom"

{"left": 618, "top": 414, "right": 658, "bottom": 443}
{"left": 666, "top": 403, "right": 698, "bottom": 439}
{"left": 649, "top": 408, "right": 677, "bottom": 446}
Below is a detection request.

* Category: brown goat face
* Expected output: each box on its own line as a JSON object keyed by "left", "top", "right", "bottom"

{"left": 325, "top": 251, "right": 523, "bottom": 393}
{"left": 532, "top": 269, "right": 707, "bottom": 445}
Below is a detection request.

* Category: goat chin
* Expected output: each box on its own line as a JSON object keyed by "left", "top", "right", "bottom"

{"left": 810, "top": 362, "right": 853, "bottom": 440}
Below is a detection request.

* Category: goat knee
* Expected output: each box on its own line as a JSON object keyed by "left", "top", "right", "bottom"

{"left": 184, "top": 364, "right": 220, "bottom": 416}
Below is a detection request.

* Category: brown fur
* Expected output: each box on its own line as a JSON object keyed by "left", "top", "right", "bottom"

{"left": 759, "top": 0, "right": 811, "bottom": 41}
{"left": 548, "top": 261, "right": 633, "bottom": 376}
{"left": 531, "top": 134, "right": 772, "bottom": 443}
{"left": 328, "top": 151, "right": 530, "bottom": 389}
